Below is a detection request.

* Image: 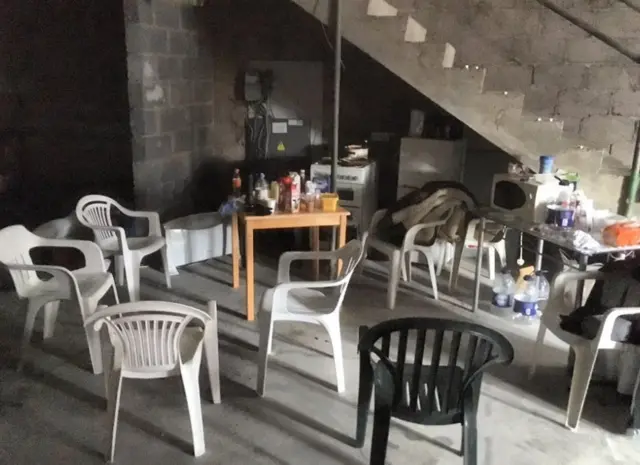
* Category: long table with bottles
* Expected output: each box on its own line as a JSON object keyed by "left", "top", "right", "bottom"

{"left": 467, "top": 207, "right": 640, "bottom": 313}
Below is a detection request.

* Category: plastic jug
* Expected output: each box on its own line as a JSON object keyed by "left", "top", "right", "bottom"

{"left": 513, "top": 275, "right": 539, "bottom": 322}
{"left": 491, "top": 267, "right": 515, "bottom": 317}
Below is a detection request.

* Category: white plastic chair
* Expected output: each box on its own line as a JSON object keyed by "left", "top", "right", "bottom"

{"left": 362, "top": 209, "right": 442, "bottom": 310}
{"left": 447, "top": 218, "right": 507, "bottom": 289}
{"left": 529, "top": 270, "right": 640, "bottom": 431}
{"left": 76, "top": 195, "right": 171, "bottom": 302}
{"left": 257, "top": 240, "right": 364, "bottom": 396}
{"left": 0, "top": 224, "right": 118, "bottom": 374}
{"left": 84, "top": 300, "right": 221, "bottom": 461}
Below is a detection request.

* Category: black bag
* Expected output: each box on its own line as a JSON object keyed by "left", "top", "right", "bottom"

{"left": 560, "top": 258, "right": 640, "bottom": 344}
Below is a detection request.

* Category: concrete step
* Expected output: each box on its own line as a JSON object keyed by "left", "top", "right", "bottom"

{"left": 424, "top": 67, "right": 486, "bottom": 93}
{"left": 482, "top": 64, "right": 535, "bottom": 92}
{"left": 379, "top": 0, "right": 417, "bottom": 14}
{"left": 349, "top": 16, "right": 454, "bottom": 69}
{"left": 468, "top": 91, "right": 525, "bottom": 124}
{"left": 356, "top": 14, "right": 425, "bottom": 44}
{"left": 366, "top": 0, "right": 398, "bottom": 17}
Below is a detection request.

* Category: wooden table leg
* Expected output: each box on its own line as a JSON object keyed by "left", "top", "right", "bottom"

{"left": 311, "top": 226, "right": 320, "bottom": 280}
{"left": 245, "top": 224, "right": 255, "bottom": 321}
{"left": 232, "top": 213, "right": 240, "bottom": 289}
{"left": 337, "top": 215, "right": 347, "bottom": 275}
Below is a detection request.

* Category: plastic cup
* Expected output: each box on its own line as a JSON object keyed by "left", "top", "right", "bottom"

{"left": 539, "top": 155, "right": 554, "bottom": 174}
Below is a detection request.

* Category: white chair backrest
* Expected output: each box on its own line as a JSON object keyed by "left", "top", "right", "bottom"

{"left": 333, "top": 240, "right": 365, "bottom": 306}
{"left": 76, "top": 195, "right": 122, "bottom": 245}
{"left": 0, "top": 225, "right": 48, "bottom": 297}
{"left": 85, "top": 301, "right": 212, "bottom": 372}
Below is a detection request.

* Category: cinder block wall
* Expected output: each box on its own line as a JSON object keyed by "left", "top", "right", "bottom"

{"left": 124, "top": 0, "right": 215, "bottom": 217}
{"left": 405, "top": 0, "right": 639, "bottom": 167}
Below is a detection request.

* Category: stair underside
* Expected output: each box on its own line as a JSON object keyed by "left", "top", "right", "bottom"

{"left": 293, "top": 0, "right": 630, "bottom": 208}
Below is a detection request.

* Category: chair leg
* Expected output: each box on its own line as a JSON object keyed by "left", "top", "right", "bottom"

{"left": 370, "top": 397, "right": 393, "bottom": 465}
{"left": 448, "top": 239, "right": 465, "bottom": 291}
{"left": 436, "top": 241, "right": 446, "bottom": 276}
{"left": 323, "top": 317, "right": 345, "bottom": 393}
{"left": 425, "top": 250, "right": 439, "bottom": 301}
{"left": 387, "top": 250, "right": 401, "bottom": 310}
{"left": 106, "top": 365, "right": 123, "bottom": 463}
{"left": 114, "top": 256, "right": 125, "bottom": 287}
{"left": 122, "top": 256, "right": 141, "bottom": 302}
{"left": 403, "top": 253, "right": 410, "bottom": 282}
{"left": 18, "top": 300, "right": 43, "bottom": 371}
{"left": 565, "top": 346, "right": 598, "bottom": 431}
{"left": 160, "top": 245, "right": 172, "bottom": 289}
{"left": 487, "top": 246, "right": 496, "bottom": 281}
{"left": 256, "top": 311, "right": 274, "bottom": 396}
{"left": 85, "top": 324, "right": 104, "bottom": 375}
{"left": 111, "top": 282, "right": 120, "bottom": 305}
{"left": 415, "top": 249, "right": 439, "bottom": 301}
{"left": 180, "top": 357, "right": 206, "bottom": 457}
{"left": 528, "top": 324, "right": 547, "bottom": 379}
{"left": 43, "top": 300, "right": 60, "bottom": 339}
{"left": 462, "top": 409, "right": 478, "bottom": 465}
{"left": 356, "top": 351, "right": 374, "bottom": 448}
{"left": 495, "top": 240, "right": 507, "bottom": 268}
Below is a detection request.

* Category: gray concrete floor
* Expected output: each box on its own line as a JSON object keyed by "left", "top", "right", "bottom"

{"left": 1, "top": 254, "right": 640, "bottom": 465}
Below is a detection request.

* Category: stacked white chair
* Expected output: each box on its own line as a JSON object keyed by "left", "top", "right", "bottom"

{"left": 0, "top": 224, "right": 118, "bottom": 373}
{"left": 76, "top": 195, "right": 171, "bottom": 302}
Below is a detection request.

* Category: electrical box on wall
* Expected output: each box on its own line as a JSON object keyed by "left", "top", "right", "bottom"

{"left": 267, "top": 118, "right": 310, "bottom": 158}
{"left": 244, "top": 71, "right": 261, "bottom": 102}
{"left": 244, "top": 70, "right": 274, "bottom": 102}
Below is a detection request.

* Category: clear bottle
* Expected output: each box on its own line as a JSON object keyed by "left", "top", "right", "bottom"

{"left": 256, "top": 173, "right": 268, "bottom": 201}
{"left": 300, "top": 169, "right": 307, "bottom": 194}
{"left": 513, "top": 275, "right": 539, "bottom": 323}
{"left": 491, "top": 267, "right": 515, "bottom": 318}
{"left": 532, "top": 270, "right": 550, "bottom": 315}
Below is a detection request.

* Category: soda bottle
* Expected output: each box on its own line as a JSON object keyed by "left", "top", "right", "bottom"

{"left": 232, "top": 168, "right": 242, "bottom": 197}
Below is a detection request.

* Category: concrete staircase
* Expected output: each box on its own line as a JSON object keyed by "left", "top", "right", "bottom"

{"left": 291, "top": 0, "right": 631, "bottom": 209}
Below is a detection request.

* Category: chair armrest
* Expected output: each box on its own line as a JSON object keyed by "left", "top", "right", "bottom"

{"left": 271, "top": 279, "right": 345, "bottom": 308}
{"left": 596, "top": 307, "right": 640, "bottom": 347}
{"left": 548, "top": 270, "right": 606, "bottom": 303}
{"left": 402, "top": 220, "right": 447, "bottom": 251}
{"left": 38, "top": 238, "right": 108, "bottom": 272}
{"left": 277, "top": 250, "right": 342, "bottom": 283}
{"left": 368, "top": 209, "right": 387, "bottom": 234}
{"left": 5, "top": 264, "right": 78, "bottom": 299}
{"left": 119, "top": 207, "right": 162, "bottom": 236}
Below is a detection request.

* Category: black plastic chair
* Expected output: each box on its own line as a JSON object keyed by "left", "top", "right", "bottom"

{"left": 356, "top": 317, "right": 514, "bottom": 465}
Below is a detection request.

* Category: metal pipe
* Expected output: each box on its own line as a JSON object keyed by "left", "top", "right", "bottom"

{"left": 330, "top": 0, "right": 342, "bottom": 253}
{"left": 623, "top": 121, "right": 640, "bottom": 217}
{"left": 331, "top": 0, "right": 342, "bottom": 194}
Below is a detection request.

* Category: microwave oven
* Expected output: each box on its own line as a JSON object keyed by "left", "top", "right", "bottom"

{"left": 490, "top": 174, "right": 574, "bottom": 223}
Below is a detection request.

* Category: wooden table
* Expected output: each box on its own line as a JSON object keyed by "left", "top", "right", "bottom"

{"left": 231, "top": 208, "right": 350, "bottom": 321}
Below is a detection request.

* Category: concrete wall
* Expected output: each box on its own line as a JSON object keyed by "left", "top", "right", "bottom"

{"left": 402, "top": 0, "right": 640, "bottom": 167}
{"left": 124, "top": 0, "right": 216, "bottom": 217}
{"left": 0, "top": 0, "right": 132, "bottom": 226}
{"left": 208, "top": 0, "right": 458, "bottom": 163}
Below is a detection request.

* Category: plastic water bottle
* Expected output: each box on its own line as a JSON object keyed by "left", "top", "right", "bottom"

{"left": 491, "top": 268, "right": 515, "bottom": 318}
{"left": 513, "top": 275, "right": 539, "bottom": 323}
{"left": 533, "top": 270, "right": 550, "bottom": 314}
